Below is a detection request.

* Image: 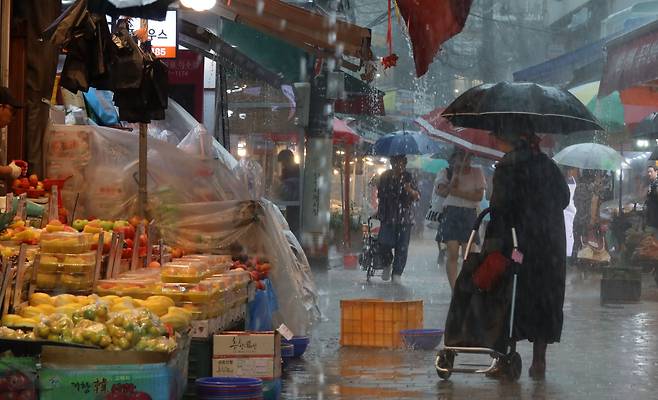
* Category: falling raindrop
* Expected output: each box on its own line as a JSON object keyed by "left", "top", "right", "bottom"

{"left": 328, "top": 31, "right": 337, "bottom": 45}
{"left": 256, "top": 0, "right": 264, "bottom": 15}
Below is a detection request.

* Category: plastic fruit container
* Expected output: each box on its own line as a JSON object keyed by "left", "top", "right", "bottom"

{"left": 60, "top": 272, "right": 93, "bottom": 291}
{"left": 36, "top": 272, "right": 59, "bottom": 289}
{"left": 182, "top": 255, "right": 232, "bottom": 275}
{"left": 161, "top": 282, "right": 215, "bottom": 303}
{"left": 40, "top": 232, "right": 91, "bottom": 254}
{"left": 95, "top": 278, "right": 160, "bottom": 298}
{"left": 223, "top": 270, "right": 251, "bottom": 289}
{"left": 39, "top": 252, "right": 96, "bottom": 273}
{"left": 161, "top": 260, "right": 208, "bottom": 283}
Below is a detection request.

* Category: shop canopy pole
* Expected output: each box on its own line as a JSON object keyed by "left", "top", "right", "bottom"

{"left": 343, "top": 144, "right": 352, "bottom": 249}
{"left": 138, "top": 19, "right": 149, "bottom": 218}
{"left": 619, "top": 144, "right": 623, "bottom": 216}
{"left": 139, "top": 122, "right": 148, "bottom": 218}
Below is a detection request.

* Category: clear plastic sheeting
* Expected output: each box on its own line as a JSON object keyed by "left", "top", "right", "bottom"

{"left": 235, "top": 159, "right": 265, "bottom": 200}
{"left": 158, "top": 199, "right": 319, "bottom": 334}
{"left": 45, "top": 119, "right": 319, "bottom": 335}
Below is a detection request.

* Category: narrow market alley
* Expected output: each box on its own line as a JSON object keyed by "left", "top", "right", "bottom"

{"left": 281, "top": 238, "right": 658, "bottom": 400}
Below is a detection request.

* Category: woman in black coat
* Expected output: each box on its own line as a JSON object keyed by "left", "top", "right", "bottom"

{"left": 484, "top": 131, "right": 570, "bottom": 379}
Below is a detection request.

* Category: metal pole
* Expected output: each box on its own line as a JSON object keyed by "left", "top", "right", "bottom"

{"left": 214, "top": 64, "right": 230, "bottom": 149}
{"left": 343, "top": 144, "right": 351, "bottom": 248}
{"left": 138, "top": 19, "right": 148, "bottom": 218}
{"left": 619, "top": 144, "right": 623, "bottom": 215}
{"left": 138, "top": 122, "right": 148, "bottom": 218}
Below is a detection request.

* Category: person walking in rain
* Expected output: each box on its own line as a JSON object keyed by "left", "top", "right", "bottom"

{"left": 485, "top": 131, "right": 570, "bottom": 379}
{"left": 376, "top": 155, "right": 420, "bottom": 283}
{"left": 572, "top": 169, "right": 604, "bottom": 261}
{"left": 645, "top": 165, "right": 658, "bottom": 231}
{"left": 436, "top": 149, "right": 486, "bottom": 289}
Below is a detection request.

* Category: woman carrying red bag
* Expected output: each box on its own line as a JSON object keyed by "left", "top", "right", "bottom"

{"left": 483, "top": 130, "right": 570, "bottom": 379}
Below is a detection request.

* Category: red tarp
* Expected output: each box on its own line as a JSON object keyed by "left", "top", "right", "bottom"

{"left": 600, "top": 20, "right": 658, "bottom": 97}
{"left": 396, "top": 0, "right": 473, "bottom": 77}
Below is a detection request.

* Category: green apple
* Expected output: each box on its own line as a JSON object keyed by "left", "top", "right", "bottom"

{"left": 100, "top": 220, "right": 115, "bottom": 231}
{"left": 113, "top": 220, "right": 129, "bottom": 229}
{"left": 72, "top": 219, "right": 88, "bottom": 232}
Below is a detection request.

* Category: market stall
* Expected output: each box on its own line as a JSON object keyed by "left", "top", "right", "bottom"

{"left": 0, "top": 16, "right": 317, "bottom": 400}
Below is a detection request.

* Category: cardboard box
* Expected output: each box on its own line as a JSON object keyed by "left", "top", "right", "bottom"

{"left": 213, "top": 331, "right": 281, "bottom": 379}
{"left": 212, "top": 357, "right": 279, "bottom": 380}
{"left": 214, "top": 331, "right": 279, "bottom": 357}
{"left": 39, "top": 335, "right": 191, "bottom": 400}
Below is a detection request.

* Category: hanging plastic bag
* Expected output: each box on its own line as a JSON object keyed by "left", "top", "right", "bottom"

{"left": 83, "top": 88, "right": 120, "bottom": 126}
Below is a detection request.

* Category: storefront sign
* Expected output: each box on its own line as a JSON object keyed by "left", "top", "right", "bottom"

{"left": 601, "top": 20, "right": 658, "bottom": 96}
{"left": 162, "top": 50, "right": 204, "bottom": 121}
{"left": 148, "top": 10, "right": 178, "bottom": 59}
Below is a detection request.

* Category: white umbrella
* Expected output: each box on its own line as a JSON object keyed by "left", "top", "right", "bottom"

{"left": 553, "top": 143, "right": 624, "bottom": 171}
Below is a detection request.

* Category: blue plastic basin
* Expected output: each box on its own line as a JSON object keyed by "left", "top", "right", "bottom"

{"left": 281, "top": 343, "right": 295, "bottom": 359}
{"left": 281, "top": 336, "right": 310, "bottom": 358}
{"left": 196, "top": 377, "right": 263, "bottom": 399}
{"left": 400, "top": 329, "right": 444, "bottom": 350}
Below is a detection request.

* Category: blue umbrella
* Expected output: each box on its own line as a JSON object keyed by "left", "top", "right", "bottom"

{"left": 373, "top": 131, "right": 444, "bottom": 156}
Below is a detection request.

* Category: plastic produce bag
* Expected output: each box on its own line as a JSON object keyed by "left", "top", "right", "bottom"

{"left": 83, "top": 88, "right": 119, "bottom": 126}
{"left": 247, "top": 279, "right": 276, "bottom": 331}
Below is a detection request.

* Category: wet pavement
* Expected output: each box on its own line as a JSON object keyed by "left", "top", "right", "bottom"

{"left": 281, "top": 237, "right": 658, "bottom": 399}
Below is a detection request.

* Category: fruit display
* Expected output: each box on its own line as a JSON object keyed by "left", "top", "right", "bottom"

{"left": 0, "top": 243, "right": 39, "bottom": 260}
{"left": 40, "top": 231, "right": 91, "bottom": 254}
{"left": 160, "top": 307, "right": 193, "bottom": 331}
{"left": 231, "top": 255, "right": 272, "bottom": 291}
{"left": 39, "top": 252, "right": 96, "bottom": 274}
{"left": 0, "top": 293, "right": 184, "bottom": 353}
{"left": 161, "top": 260, "right": 208, "bottom": 283}
{"left": 73, "top": 217, "right": 149, "bottom": 257}
{"left": 0, "top": 220, "right": 41, "bottom": 245}
{"left": 0, "top": 326, "right": 34, "bottom": 340}
{"left": 95, "top": 278, "right": 162, "bottom": 299}
{"left": 181, "top": 254, "right": 232, "bottom": 274}
{"left": 44, "top": 219, "right": 77, "bottom": 234}
{"left": 12, "top": 173, "right": 45, "bottom": 198}
{"left": 36, "top": 269, "right": 93, "bottom": 291}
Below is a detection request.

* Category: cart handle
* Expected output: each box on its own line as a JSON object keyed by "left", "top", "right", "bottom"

{"left": 463, "top": 208, "right": 491, "bottom": 261}
{"left": 471, "top": 207, "right": 491, "bottom": 232}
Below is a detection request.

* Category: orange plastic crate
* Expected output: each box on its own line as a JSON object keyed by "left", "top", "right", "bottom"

{"left": 340, "top": 298, "right": 423, "bottom": 348}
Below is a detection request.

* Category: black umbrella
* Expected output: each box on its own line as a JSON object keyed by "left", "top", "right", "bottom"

{"left": 633, "top": 112, "right": 658, "bottom": 139}
{"left": 442, "top": 82, "right": 603, "bottom": 134}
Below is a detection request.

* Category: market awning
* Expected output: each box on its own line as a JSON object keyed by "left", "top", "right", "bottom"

{"left": 600, "top": 19, "right": 658, "bottom": 96}
{"left": 334, "top": 118, "right": 363, "bottom": 145}
{"left": 208, "top": 0, "right": 373, "bottom": 65}
{"left": 513, "top": 39, "right": 604, "bottom": 85}
{"left": 178, "top": 19, "right": 285, "bottom": 87}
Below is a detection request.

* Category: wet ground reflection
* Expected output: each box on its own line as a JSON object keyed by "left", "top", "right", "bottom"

{"left": 281, "top": 241, "right": 658, "bottom": 399}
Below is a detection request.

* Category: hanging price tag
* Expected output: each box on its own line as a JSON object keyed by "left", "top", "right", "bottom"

{"left": 276, "top": 323, "right": 294, "bottom": 341}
